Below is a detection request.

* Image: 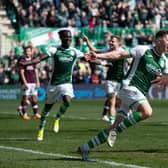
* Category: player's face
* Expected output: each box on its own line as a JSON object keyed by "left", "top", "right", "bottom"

{"left": 109, "top": 37, "right": 120, "bottom": 50}
{"left": 25, "top": 48, "right": 32, "bottom": 57}
{"left": 60, "top": 32, "right": 72, "bottom": 48}
{"left": 156, "top": 35, "right": 168, "bottom": 54}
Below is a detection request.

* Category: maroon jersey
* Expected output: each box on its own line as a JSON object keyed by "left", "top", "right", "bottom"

{"left": 18, "top": 55, "right": 37, "bottom": 84}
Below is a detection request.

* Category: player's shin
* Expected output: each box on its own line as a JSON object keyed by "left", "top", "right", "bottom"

{"left": 55, "top": 101, "right": 70, "bottom": 119}
{"left": 39, "top": 104, "right": 53, "bottom": 129}
{"left": 83, "top": 129, "right": 108, "bottom": 149}
{"left": 115, "top": 111, "right": 142, "bottom": 133}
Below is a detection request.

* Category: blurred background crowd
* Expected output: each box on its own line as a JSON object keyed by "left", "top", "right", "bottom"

{"left": 4, "top": 0, "right": 168, "bottom": 30}
{"left": 0, "top": 0, "right": 167, "bottom": 85}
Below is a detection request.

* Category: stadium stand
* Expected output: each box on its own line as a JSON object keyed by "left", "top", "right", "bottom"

{"left": 0, "top": 0, "right": 167, "bottom": 85}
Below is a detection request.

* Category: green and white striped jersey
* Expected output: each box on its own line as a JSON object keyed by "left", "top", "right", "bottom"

{"left": 124, "top": 45, "right": 168, "bottom": 95}
{"left": 106, "top": 47, "right": 127, "bottom": 82}
{"left": 48, "top": 46, "right": 84, "bottom": 85}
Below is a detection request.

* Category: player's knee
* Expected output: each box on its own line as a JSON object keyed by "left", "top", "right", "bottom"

{"left": 31, "top": 100, "right": 37, "bottom": 105}
{"left": 138, "top": 102, "right": 153, "bottom": 119}
{"left": 144, "top": 110, "right": 153, "bottom": 119}
{"left": 141, "top": 108, "right": 153, "bottom": 119}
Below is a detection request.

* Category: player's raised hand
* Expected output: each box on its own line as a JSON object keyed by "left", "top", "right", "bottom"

{"left": 84, "top": 51, "right": 97, "bottom": 61}
{"left": 82, "top": 34, "right": 89, "bottom": 42}
{"left": 90, "top": 51, "right": 97, "bottom": 60}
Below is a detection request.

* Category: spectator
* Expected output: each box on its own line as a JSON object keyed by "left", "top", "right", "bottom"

{"left": 91, "top": 70, "right": 99, "bottom": 84}
{"left": 0, "top": 66, "right": 7, "bottom": 84}
{"left": 46, "top": 9, "right": 56, "bottom": 27}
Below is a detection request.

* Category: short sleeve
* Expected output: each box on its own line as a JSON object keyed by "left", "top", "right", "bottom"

{"left": 46, "top": 46, "right": 57, "bottom": 56}
{"left": 129, "top": 45, "right": 149, "bottom": 58}
{"left": 163, "top": 55, "right": 168, "bottom": 74}
{"left": 73, "top": 48, "right": 84, "bottom": 58}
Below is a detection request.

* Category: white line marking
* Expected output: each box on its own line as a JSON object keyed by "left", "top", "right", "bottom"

{"left": 0, "top": 145, "right": 150, "bottom": 168}
{"left": 0, "top": 138, "right": 34, "bottom": 141}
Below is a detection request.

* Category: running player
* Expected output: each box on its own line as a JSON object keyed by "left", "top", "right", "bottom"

{"left": 83, "top": 34, "right": 131, "bottom": 125}
{"left": 37, "top": 29, "right": 88, "bottom": 141}
{"left": 78, "top": 29, "right": 168, "bottom": 161}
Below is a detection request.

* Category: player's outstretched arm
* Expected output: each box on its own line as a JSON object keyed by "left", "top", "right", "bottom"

{"left": 94, "top": 50, "right": 130, "bottom": 60}
{"left": 19, "top": 54, "right": 49, "bottom": 66}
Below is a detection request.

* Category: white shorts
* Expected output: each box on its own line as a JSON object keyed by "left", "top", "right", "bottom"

{"left": 118, "top": 86, "right": 148, "bottom": 114}
{"left": 106, "top": 80, "right": 121, "bottom": 96}
{"left": 21, "top": 83, "right": 38, "bottom": 96}
{"left": 45, "top": 83, "right": 74, "bottom": 104}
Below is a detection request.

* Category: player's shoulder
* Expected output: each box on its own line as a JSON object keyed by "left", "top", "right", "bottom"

{"left": 130, "top": 45, "right": 152, "bottom": 57}
{"left": 68, "top": 47, "right": 84, "bottom": 55}
{"left": 69, "top": 47, "right": 80, "bottom": 52}
{"left": 18, "top": 55, "right": 26, "bottom": 62}
{"left": 133, "top": 45, "right": 151, "bottom": 50}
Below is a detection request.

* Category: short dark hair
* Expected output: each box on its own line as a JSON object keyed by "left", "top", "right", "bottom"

{"left": 58, "top": 29, "right": 71, "bottom": 36}
{"left": 155, "top": 30, "right": 168, "bottom": 39}
{"left": 24, "top": 45, "right": 32, "bottom": 52}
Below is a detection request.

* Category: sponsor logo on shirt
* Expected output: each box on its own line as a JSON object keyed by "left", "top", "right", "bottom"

{"left": 59, "top": 57, "right": 73, "bottom": 62}
{"left": 146, "top": 63, "right": 161, "bottom": 74}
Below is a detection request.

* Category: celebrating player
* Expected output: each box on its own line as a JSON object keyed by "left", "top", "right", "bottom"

{"left": 83, "top": 33, "right": 132, "bottom": 125}
{"left": 78, "top": 29, "right": 168, "bottom": 161}
{"left": 37, "top": 29, "right": 89, "bottom": 141}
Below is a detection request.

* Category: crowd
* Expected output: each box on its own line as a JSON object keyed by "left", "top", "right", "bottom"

{"left": 0, "top": 0, "right": 168, "bottom": 86}
{"left": 4, "top": 0, "right": 168, "bottom": 30}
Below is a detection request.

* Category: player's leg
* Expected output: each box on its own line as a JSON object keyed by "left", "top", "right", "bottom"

{"left": 102, "top": 80, "right": 120, "bottom": 123}
{"left": 53, "top": 83, "right": 74, "bottom": 133}
{"left": 20, "top": 95, "right": 30, "bottom": 120}
{"left": 107, "top": 87, "right": 152, "bottom": 147}
{"left": 17, "top": 85, "right": 30, "bottom": 120}
{"left": 78, "top": 109, "right": 127, "bottom": 160}
{"left": 30, "top": 95, "right": 41, "bottom": 119}
{"left": 108, "top": 94, "right": 117, "bottom": 125}
{"left": 37, "top": 85, "right": 56, "bottom": 141}
{"left": 53, "top": 95, "right": 71, "bottom": 133}
{"left": 78, "top": 86, "right": 152, "bottom": 160}
{"left": 56, "top": 95, "right": 71, "bottom": 119}
{"left": 78, "top": 103, "right": 150, "bottom": 161}
{"left": 101, "top": 97, "right": 110, "bottom": 122}
{"left": 101, "top": 81, "right": 112, "bottom": 122}
{"left": 29, "top": 84, "right": 41, "bottom": 119}
{"left": 37, "top": 103, "right": 54, "bottom": 141}
{"left": 78, "top": 97, "right": 125, "bottom": 160}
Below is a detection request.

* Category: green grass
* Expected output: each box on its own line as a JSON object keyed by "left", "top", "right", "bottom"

{"left": 0, "top": 99, "right": 168, "bottom": 168}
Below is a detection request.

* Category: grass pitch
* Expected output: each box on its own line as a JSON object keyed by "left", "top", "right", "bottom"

{"left": 0, "top": 99, "right": 168, "bottom": 168}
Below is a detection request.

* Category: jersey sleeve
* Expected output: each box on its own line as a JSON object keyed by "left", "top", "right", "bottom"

{"left": 73, "top": 48, "right": 84, "bottom": 58}
{"left": 46, "top": 46, "right": 57, "bottom": 56}
{"left": 129, "top": 45, "right": 149, "bottom": 58}
{"left": 163, "top": 55, "right": 168, "bottom": 74}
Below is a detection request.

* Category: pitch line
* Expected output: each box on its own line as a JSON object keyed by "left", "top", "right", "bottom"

{"left": 0, "top": 145, "right": 150, "bottom": 168}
